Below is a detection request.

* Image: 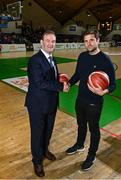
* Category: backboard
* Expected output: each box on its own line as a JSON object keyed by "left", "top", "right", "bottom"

{"left": 7, "top": 1, "right": 22, "bottom": 20}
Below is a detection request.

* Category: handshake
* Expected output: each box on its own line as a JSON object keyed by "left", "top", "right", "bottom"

{"left": 59, "top": 73, "right": 70, "bottom": 92}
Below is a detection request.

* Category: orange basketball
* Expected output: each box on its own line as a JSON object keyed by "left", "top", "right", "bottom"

{"left": 59, "top": 73, "right": 69, "bottom": 83}
{"left": 88, "top": 71, "right": 110, "bottom": 90}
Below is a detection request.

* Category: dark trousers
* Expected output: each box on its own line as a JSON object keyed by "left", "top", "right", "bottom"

{"left": 27, "top": 107, "right": 56, "bottom": 165}
{"left": 75, "top": 99, "right": 103, "bottom": 157}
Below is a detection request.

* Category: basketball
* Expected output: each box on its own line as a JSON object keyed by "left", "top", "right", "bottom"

{"left": 88, "top": 71, "right": 110, "bottom": 90}
{"left": 59, "top": 73, "right": 69, "bottom": 83}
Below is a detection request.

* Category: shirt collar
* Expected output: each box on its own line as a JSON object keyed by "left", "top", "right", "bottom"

{"left": 41, "top": 49, "right": 52, "bottom": 59}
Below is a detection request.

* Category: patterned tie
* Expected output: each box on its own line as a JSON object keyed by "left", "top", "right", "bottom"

{"left": 49, "top": 56, "right": 54, "bottom": 67}
{"left": 48, "top": 56, "right": 57, "bottom": 78}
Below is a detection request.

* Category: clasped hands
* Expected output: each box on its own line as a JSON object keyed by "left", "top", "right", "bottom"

{"left": 63, "top": 82, "right": 70, "bottom": 92}
{"left": 63, "top": 82, "right": 109, "bottom": 95}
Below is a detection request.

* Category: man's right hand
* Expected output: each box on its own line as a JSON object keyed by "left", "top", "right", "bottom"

{"left": 63, "top": 82, "right": 70, "bottom": 92}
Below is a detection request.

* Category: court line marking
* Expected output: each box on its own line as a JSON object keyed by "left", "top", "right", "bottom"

{"left": 101, "top": 128, "right": 121, "bottom": 140}
{"left": 71, "top": 123, "right": 121, "bottom": 140}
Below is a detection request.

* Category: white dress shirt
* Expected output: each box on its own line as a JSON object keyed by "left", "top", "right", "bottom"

{"left": 41, "top": 49, "right": 57, "bottom": 78}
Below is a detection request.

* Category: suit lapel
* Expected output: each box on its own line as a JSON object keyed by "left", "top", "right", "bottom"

{"left": 38, "top": 50, "right": 50, "bottom": 67}
{"left": 38, "top": 50, "right": 59, "bottom": 79}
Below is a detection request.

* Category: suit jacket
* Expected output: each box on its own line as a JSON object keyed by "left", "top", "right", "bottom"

{"left": 25, "top": 50, "right": 63, "bottom": 113}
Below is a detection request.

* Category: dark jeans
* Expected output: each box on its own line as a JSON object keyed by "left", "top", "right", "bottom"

{"left": 75, "top": 99, "right": 103, "bottom": 157}
{"left": 27, "top": 107, "right": 56, "bottom": 165}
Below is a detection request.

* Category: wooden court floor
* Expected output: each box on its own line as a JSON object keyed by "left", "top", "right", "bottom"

{"left": 0, "top": 48, "right": 121, "bottom": 179}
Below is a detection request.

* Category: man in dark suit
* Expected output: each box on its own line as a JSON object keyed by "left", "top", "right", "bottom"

{"left": 25, "top": 30, "right": 68, "bottom": 177}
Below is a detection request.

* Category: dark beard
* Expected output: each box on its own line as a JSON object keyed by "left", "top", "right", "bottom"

{"left": 89, "top": 47, "right": 97, "bottom": 53}
{"left": 88, "top": 47, "right": 99, "bottom": 55}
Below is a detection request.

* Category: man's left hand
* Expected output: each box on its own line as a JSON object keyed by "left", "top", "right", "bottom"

{"left": 87, "top": 83, "right": 109, "bottom": 96}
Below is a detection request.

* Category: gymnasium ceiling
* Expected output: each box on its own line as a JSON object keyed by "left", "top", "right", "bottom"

{"left": 1, "top": 0, "right": 121, "bottom": 25}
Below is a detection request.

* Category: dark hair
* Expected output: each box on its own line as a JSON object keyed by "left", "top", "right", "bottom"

{"left": 83, "top": 30, "right": 100, "bottom": 40}
{"left": 41, "top": 30, "right": 56, "bottom": 40}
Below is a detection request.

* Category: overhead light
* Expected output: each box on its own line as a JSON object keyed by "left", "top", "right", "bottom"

{"left": 87, "top": 11, "right": 91, "bottom": 17}
{"left": 59, "top": 10, "right": 63, "bottom": 14}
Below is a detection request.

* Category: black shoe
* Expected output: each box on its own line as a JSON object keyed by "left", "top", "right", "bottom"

{"left": 81, "top": 155, "right": 96, "bottom": 171}
{"left": 45, "top": 151, "right": 56, "bottom": 161}
{"left": 66, "top": 143, "right": 85, "bottom": 155}
{"left": 34, "top": 164, "right": 45, "bottom": 177}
